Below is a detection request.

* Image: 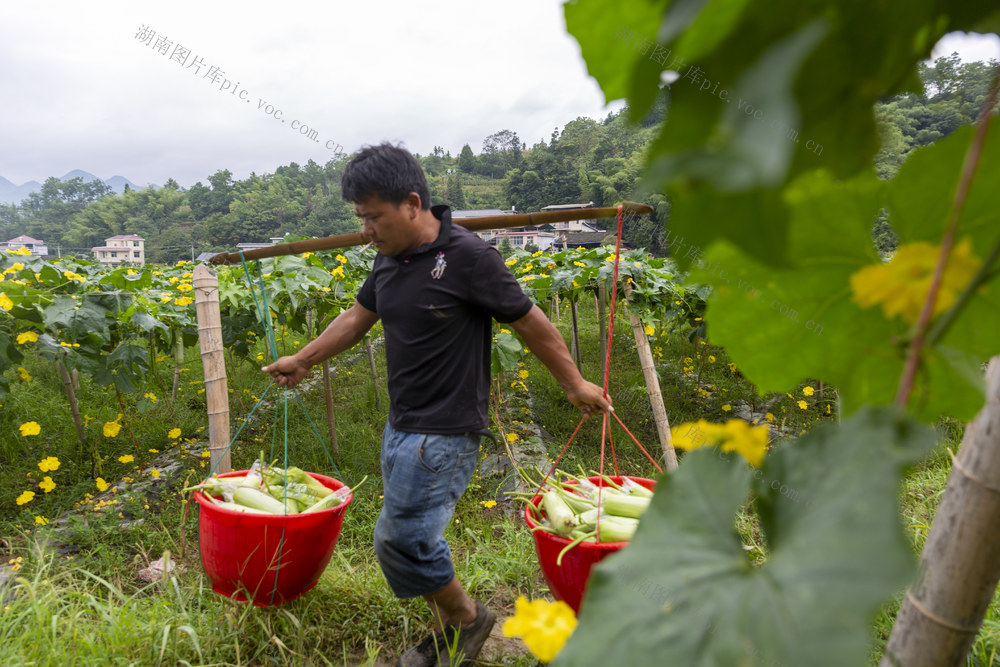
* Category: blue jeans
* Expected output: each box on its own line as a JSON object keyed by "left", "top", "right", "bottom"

{"left": 373, "top": 423, "right": 482, "bottom": 599}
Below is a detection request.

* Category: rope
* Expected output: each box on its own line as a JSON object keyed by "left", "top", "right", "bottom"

{"left": 533, "top": 205, "right": 663, "bottom": 542}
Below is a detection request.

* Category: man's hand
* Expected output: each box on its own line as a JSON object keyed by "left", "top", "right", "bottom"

{"left": 262, "top": 355, "right": 311, "bottom": 389}
{"left": 566, "top": 379, "right": 613, "bottom": 419}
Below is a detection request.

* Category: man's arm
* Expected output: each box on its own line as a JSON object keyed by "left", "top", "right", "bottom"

{"left": 262, "top": 300, "right": 379, "bottom": 388}
{"left": 509, "top": 304, "right": 611, "bottom": 417}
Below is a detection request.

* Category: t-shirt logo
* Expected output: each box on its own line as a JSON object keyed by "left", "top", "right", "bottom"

{"left": 430, "top": 252, "right": 447, "bottom": 279}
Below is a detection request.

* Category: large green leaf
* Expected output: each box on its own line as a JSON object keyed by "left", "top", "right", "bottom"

{"left": 555, "top": 407, "right": 936, "bottom": 667}
{"left": 43, "top": 295, "right": 111, "bottom": 342}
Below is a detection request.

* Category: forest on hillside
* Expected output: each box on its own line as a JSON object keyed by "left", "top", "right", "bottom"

{"left": 0, "top": 54, "right": 993, "bottom": 265}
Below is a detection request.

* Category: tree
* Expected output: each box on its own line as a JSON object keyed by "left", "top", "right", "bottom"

{"left": 459, "top": 144, "right": 476, "bottom": 173}
{"left": 497, "top": 236, "right": 514, "bottom": 258}
{"left": 445, "top": 173, "right": 466, "bottom": 210}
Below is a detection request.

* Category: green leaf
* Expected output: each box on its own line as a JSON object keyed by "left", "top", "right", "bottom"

{"left": 563, "top": 0, "right": 670, "bottom": 104}
{"left": 43, "top": 295, "right": 111, "bottom": 342}
{"left": 556, "top": 407, "right": 936, "bottom": 667}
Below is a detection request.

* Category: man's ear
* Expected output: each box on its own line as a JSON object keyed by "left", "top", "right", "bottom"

{"left": 406, "top": 192, "right": 422, "bottom": 218}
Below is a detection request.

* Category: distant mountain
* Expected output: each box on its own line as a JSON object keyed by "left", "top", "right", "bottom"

{"left": 0, "top": 171, "right": 152, "bottom": 205}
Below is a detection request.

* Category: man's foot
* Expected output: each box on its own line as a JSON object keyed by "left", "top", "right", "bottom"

{"left": 396, "top": 601, "right": 497, "bottom": 667}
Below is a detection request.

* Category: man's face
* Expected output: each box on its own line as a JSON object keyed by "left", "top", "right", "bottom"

{"left": 354, "top": 194, "right": 419, "bottom": 256}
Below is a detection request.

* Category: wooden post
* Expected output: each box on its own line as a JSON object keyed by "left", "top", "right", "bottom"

{"left": 193, "top": 264, "right": 231, "bottom": 474}
{"left": 310, "top": 310, "right": 339, "bottom": 454}
{"left": 598, "top": 281, "right": 608, "bottom": 381}
{"left": 366, "top": 338, "right": 382, "bottom": 411}
{"left": 570, "top": 299, "right": 582, "bottom": 372}
{"left": 59, "top": 362, "right": 86, "bottom": 446}
{"left": 624, "top": 283, "right": 677, "bottom": 470}
{"left": 881, "top": 357, "right": 1000, "bottom": 666}
{"left": 171, "top": 334, "right": 184, "bottom": 401}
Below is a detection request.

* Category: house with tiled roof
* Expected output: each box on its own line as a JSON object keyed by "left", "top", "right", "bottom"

{"left": 92, "top": 234, "right": 145, "bottom": 266}
{"left": 5, "top": 235, "right": 48, "bottom": 256}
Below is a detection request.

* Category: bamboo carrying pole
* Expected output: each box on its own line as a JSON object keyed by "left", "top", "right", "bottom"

{"left": 209, "top": 202, "right": 653, "bottom": 265}
{"left": 193, "top": 264, "right": 232, "bottom": 474}
{"left": 881, "top": 357, "right": 1000, "bottom": 666}
{"left": 624, "top": 282, "right": 677, "bottom": 470}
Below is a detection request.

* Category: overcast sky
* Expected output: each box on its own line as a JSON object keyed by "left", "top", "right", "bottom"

{"left": 2, "top": 1, "right": 998, "bottom": 190}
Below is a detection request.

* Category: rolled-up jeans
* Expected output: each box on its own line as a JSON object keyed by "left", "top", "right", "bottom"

{"left": 373, "top": 422, "right": 482, "bottom": 599}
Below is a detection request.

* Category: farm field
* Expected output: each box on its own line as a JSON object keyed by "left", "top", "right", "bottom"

{"left": 0, "top": 249, "right": 997, "bottom": 665}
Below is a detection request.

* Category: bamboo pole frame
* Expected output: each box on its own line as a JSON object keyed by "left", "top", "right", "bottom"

{"left": 208, "top": 202, "right": 653, "bottom": 265}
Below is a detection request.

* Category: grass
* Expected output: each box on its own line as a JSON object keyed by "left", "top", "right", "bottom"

{"left": 0, "top": 298, "right": 992, "bottom": 665}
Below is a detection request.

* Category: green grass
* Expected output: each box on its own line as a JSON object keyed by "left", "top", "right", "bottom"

{"left": 0, "top": 299, "right": 990, "bottom": 665}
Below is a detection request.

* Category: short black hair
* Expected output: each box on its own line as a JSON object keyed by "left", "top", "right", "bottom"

{"left": 341, "top": 143, "right": 431, "bottom": 210}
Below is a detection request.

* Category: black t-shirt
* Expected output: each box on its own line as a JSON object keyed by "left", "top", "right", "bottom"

{"left": 356, "top": 205, "right": 533, "bottom": 434}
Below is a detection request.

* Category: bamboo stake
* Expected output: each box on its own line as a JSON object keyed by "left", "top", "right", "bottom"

{"left": 193, "top": 264, "right": 231, "bottom": 474}
{"left": 209, "top": 202, "right": 654, "bottom": 266}
{"left": 59, "top": 361, "right": 86, "bottom": 446}
{"left": 570, "top": 299, "right": 582, "bottom": 372}
{"left": 310, "top": 310, "right": 339, "bottom": 454}
{"left": 598, "top": 281, "right": 608, "bottom": 381}
{"left": 881, "top": 357, "right": 1000, "bottom": 666}
{"left": 171, "top": 334, "right": 184, "bottom": 400}
{"left": 624, "top": 283, "right": 677, "bottom": 470}
{"left": 320, "top": 362, "right": 339, "bottom": 454}
{"left": 366, "top": 338, "right": 382, "bottom": 411}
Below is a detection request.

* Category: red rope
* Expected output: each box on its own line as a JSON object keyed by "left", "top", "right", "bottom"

{"left": 537, "top": 204, "right": 662, "bottom": 543}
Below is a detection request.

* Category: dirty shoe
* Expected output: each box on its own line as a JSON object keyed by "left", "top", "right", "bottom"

{"left": 396, "top": 602, "right": 497, "bottom": 667}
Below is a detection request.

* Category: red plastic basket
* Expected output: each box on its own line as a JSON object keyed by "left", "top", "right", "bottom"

{"left": 525, "top": 475, "right": 656, "bottom": 613}
{"left": 193, "top": 470, "right": 352, "bottom": 607}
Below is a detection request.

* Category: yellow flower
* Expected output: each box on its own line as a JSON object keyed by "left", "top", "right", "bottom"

{"left": 34, "top": 516, "right": 48, "bottom": 526}
{"left": 16, "top": 490, "right": 35, "bottom": 505}
{"left": 38, "top": 476, "right": 55, "bottom": 493}
{"left": 201, "top": 450, "right": 211, "bottom": 458}
{"left": 505, "top": 257, "right": 517, "bottom": 266}
{"left": 336, "top": 254, "right": 347, "bottom": 264}
{"left": 37, "top": 456, "right": 60, "bottom": 472}
{"left": 850, "top": 238, "right": 981, "bottom": 323}
{"left": 671, "top": 419, "right": 769, "bottom": 467}
{"left": 16, "top": 331, "right": 38, "bottom": 344}
{"left": 144, "top": 392, "right": 157, "bottom": 403}
{"left": 0, "top": 293, "right": 12, "bottom": 311}
{"left": 96, "top": 478, "right": 109, "bottom": 492}
{"left": 104, "top": 422, "right": 122, "bottom": 437}
{"left": 176, "top": 283, "right": 193, "bottom": 292}
{"left": 765, "top": 412, "right": 775, "bottom": 423}
{"left": 118, "top": 455, "right": 134, "bottom": 464}
{"left": 17, "top": 367, "right": 31, "bottom": 382}
{"left": 19, "top": 421, "right": 41, "bottom": 437}
{"left": 174, "top": 296, "right": 194, "bottom": 306}
{"left": 797, "top": 400, "right": 808, "bottom": 410}
{"left": 481, "top": 500, "right": 497, "bottom": 508}
{"left": 802, "top": 386, "right": 815, "bottom": 397}
{"left": 150, "top": 469, "right": 160, "bottom": 479}
{"left": 643, "top": 324, "right": 654, "bottom": 336}
{"left": 826, "top": 404, "right": 832, "bottom": 414}
{"left": 148, "top": 448, "right": 159, "bottom": 453}
{"left": 518, "top": 370, "right": 530, "bottom": 380}
{"left": 708, "top": 355, "right": 716, "bottom": 363}
{"left": 721, "top": 404, "right": 732, "bottom": 412}
{"left": 502, "top": 596, "right": 577, "bottom": 663}
{"left": 506, "top": 433, "right": 519, "bottom": 443}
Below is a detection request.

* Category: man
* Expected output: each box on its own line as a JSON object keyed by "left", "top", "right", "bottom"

{"left": 263, "top": 143, "right": 610, "bottom": 666}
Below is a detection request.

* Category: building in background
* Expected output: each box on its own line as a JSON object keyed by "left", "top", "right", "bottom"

{"left": 4, "top": 235, "right": 48, "bottom": 256}
{"left": 455, "top": 204, "right": 610, "bottom": 252}
{"left": 92, "top": 234, "right": 145, "bottom": 266}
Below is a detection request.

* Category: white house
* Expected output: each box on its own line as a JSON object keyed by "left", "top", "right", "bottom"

{"left": 4, "top": 235, "right": 48, "bottom": 256}
{"left": 92, "top": 234, "right": 145, "bottom": 266}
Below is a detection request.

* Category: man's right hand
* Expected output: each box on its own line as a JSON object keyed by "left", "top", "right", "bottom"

{"left": 262, "top": 355, "right": 311, "bottom": 389}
